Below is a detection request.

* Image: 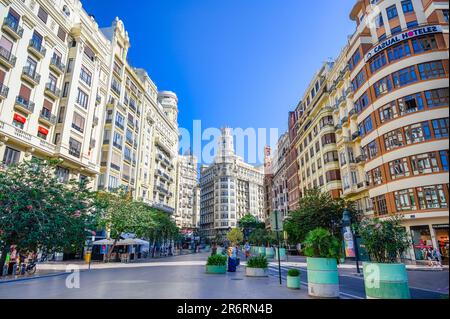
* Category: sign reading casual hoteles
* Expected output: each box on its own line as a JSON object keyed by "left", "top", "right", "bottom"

{"left": 364, "top": 25, "right": 443, "bottom": 62}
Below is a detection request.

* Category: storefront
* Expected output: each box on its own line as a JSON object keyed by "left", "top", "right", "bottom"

{"left": 410, "top": 225, "right": 433, "bottom": 261}
{"left": 432, "top": 224, "right": 449, "bottom": 264}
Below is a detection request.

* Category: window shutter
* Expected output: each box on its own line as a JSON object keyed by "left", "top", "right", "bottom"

{"left": 38, "top": 7, "right": 48, "bottom": 23}
{"left": 19, "top": 85, "right": 31, "bottom": 100}
{"left": 57, "top": 26, "right": 67, "bottom": 42}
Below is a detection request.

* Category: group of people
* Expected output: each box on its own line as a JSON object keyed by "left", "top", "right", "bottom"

{"left": 2, "top": 246, "right": 36, "bottom": 275}
{"left": 423, "top": 247, "right": 443, "bottom": 267}
{"left": 210, "top": 241, "right": 253, "bottom": 273}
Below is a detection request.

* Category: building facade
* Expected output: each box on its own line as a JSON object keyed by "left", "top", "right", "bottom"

{"left": 175, "top": 153, "right": 200, "bottom": 230}
{"left": 271, "top": 132, "right": 290, "bottom": 221}
{"left": 200, "top": 128, "right": 265, "bottom": 241}
{"left": 347, "top": 0, "right": 449, "bottom": 261}
{"left": 0, "top": 0, "right": 180, "bottom": 216}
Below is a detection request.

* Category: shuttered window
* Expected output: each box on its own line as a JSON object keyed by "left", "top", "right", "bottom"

{"left": 38, "top": 7, "right": 48, "bottom": 23}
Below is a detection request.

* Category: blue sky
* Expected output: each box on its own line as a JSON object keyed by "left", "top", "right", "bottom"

{"left": 83, "top": 0, "right": 356, "bottom": 164}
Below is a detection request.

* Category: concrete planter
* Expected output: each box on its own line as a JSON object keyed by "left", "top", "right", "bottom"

{"left": 258, "top": 247, "right": 266, "bottom": 256}
{"left": 246, "top": 267, "right": 269, "bottom": 277}
{"left": 307, "top": 257, "right": 339, "bottom": 298}
{"left": 206, "top": 264, "right": 227, "bottom": 274}
{"left": 275, "top": 248, "right": 287, "bottom": 261}
{"left": 265, "top": 247, "right": 275, "bottom": 259}
{"left": 287, "top": 275, "right": 301, "bottom": 289}
{"left": 363, "top": 263, "right": 410, "bottom": 299}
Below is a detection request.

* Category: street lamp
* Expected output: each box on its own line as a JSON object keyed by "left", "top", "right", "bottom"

{"left": 342, "top": 208, "right": 360, "bottom": 274}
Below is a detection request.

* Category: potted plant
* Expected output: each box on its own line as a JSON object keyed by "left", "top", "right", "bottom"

{"left": 304, "top": 228, "right": 341, "bottom": 298}
{"left": 245, "top": 255, "right": 269, "bottom": 277}
{"left": 358, "top": 216, "right": 411, "bottom": 299}
{"left": 287, "top": 269, "right": 301, "bottom": 289}
{"left": 206, "top": 254, "right": 228, "bottom": 274}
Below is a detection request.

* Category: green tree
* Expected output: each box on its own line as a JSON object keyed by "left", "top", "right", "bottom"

{"left": 357, "top": 216, "right": 410, "bottom": 263}
{"left": 238, "top": 214, "right": 265, "bottom": 240}
{"left": 248, "top": 228, "right": 274, "bottom": 246}
{"left": 284, "top": 188, "right": 360, "bottom": 244}
{"left": 227, "top": 228, "right": 244, "bottom": 245}
{"left": 94, "top": 189, "right": 156, "bottom": 261}
{"left": 304, "top": 228, "right": 341, "bottom": 260}
{"left": 0, "top": 159, "right": 97, "bottom": 276}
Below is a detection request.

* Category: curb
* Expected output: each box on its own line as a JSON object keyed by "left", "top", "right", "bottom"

{"left": 0, "top": 271, "right": 69, "bottom": 284}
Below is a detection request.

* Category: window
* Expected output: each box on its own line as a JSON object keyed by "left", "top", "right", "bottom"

{"left": 401, "top": 0, "right": 414, "bottom": 13}
{"left": 418, "top": 61, "right": 445, "bottom": 80}
{"left": 378, "top": 34, "right": 386, "bottom": 41}
{"left": 323, "top": 151, "right": 338, "bottom": 164}
{"left": 392, "top": 66, "right": 417, "bottom": 87}
{"left": 412, "top": 35, "right": 438, "bottom": 53}
{"left": 321, "top": 133, "right": 336, "bottom": 146}
{"left": 370, "top": 52, "right": 387, "bottom": 73}
{"left": 84, "top": 44, "right": 95, "bottom": 61}
{"left": 69, "top": 138, "right": 82, "bottom": 158}
{"left": 58, "top": 106, "right": 65, "bottom": 123}
{"left": 443, "top": 10, "right": 449, "bottom": 23}
{"left": 76, "top": 89, "right": 89, "bottom": 109}
{"left": 57, "top": 26, "right": 67, "bottom": 41}
{"left": 62, "top": 82, "right": 70, "bottom": 97}
{"left": 387, "top": 42, "right": 411, "bottom": 62}
{"left": 350, "top": 51, "right": 361, "bottom": 70}
{"left": 404, "top": 121, "right": 432, "bottom": 144}
{"left": 66, "top": 58, "right": 74, "bottom": 73}
{"left": 417, "top": 185, "right": 448, "bottom": 209}
{"left": 48, "top": 74, "right": 57, "bottom": 91}
{"left": 390, "top": 158, "right": 410, "bottom": 179}
{"left": 355, "top": 92, "right": 370, "bottom": 113}
{"left": 113, "top": 132, "right": 123, "bottom": 150}
{"left": 432, "top": 118, "right": 449, "bottom": 138}
{"left": 315, "top": 141, "right": 320, "bottom": 152}
{"left": 2, "top": 147, "right": 20, "bottom": 166}
{"left": 391, "top": 26, "right": 402, "bottom": 36}
{"left": 80, "top": 67, "right": 92, "bottom": 86}
{"left": 364, "top": 116, "right": 373, "bottom": 134}
{"left": 72, "top": 112, "right": 85, "bottom": 133}
{"left": 372, "top": 167, "right": 383, "bottom": 185}
{"left": 374, "top": 195, "right": 388, "bottom": 215}
{"left": 325, "top": 170, "right": 341, "bottom": 182}
{"left": 7, "top": 9, "right": 20, "bottom": 28}
{"left": 395, "top": 189, "right": 416, "bottom": 212}
{"left": 386, "top": 5, "right": 398, "bottom": 20}
{"left": 425, "top": 89, "right": 449, "bottom": 108}
{"left": 364, "top": 141, "right": 378, "bottom": 159}
{"left": 379, "top": 102, "right": 398, "bottom": 123}
{"left": 352, "top": 69, "right": 366, "bottom": 90}
{"left": 407, "top": 20, "right": 418, "bottom": 28}
{"left": 411, "top": 153, "right": 439, "bottom": 175}
{"left": 376, "top": 13, "right": 384, "bottom": 27}
{"left": 384, "top": 129, "right": 404, "bottom": 151}
{"left": 440, "top": 151, "right": 449, "bottom": 171}
{"left": 374, "top": 76, "right": 392, "bottom": 97}
{"left": 37, "top": 7, "right": 48, "bottom": 23}
{"left": 37, "top": 126, "right": 48, "bottom": 140}
{"left": 56, "top": 167, "right": 70, "bottom": 183}
{"left": 108, "top": 176, "right": 119, "bottom": 190}
{"left": 0, "top": 36, "right": 13, "bottom": 59}
{"left": 398, "top": 93, "right": 423, "bottom": 115}
{"left": 31, "top": 31, "right": 43, "bottom": 51}
{"left": 115, "top": 113, "right": 125, "bottom": 130}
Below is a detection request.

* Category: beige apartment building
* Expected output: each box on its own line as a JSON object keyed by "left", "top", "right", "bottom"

{"left": 0, "top": 0, "right": 181, "bottom": 216}
{"left": 270, "top": 132, "right": 290, "bottom": 222}
{"left": 175, "top": 153, "right": 200, "bottom": 230}
{"left": 200, "top": 128, "right": 265, "bottom": 241}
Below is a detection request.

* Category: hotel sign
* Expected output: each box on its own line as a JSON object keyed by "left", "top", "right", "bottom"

{"left": 365, "top": 25, "right": 443, "bottom": 62}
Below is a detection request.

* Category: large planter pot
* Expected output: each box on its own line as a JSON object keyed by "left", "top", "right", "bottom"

{"left": 206, "top": 264, "right": 227, "bottom": 274}
{"left": 246, "top": 267, "right": 269, "bottom": 277}
{"left": 363, "top": 263, "right": 410, "bottom": 299}
{"left": 287, "top": 275, "right": 301, "bottom": 289}
{"left": 258, "top": 247, "right": 266, "bottom": 256}
{"left": 265, "top": 247, "right": 275, "bottom": 259}
{"left": 307, "top": 257, "right": 339, "bottom": 298}
{"left": 275, "top": 248, "right": 287, "bottom": 261}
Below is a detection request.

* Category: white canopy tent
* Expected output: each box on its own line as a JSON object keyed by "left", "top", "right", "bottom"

{"left": 92, "top": 238, "right": 149, "bottom": 246}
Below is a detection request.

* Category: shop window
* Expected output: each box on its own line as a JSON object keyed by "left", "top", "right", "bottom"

{"left": 411, "top": 226, "right": 433, "bottom": 261}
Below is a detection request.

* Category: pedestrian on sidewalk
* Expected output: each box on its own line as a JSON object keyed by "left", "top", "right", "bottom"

{"left": 211, "top": 243, "right": 217, "bottom": 256}
{"left": 244, "top": 242, "right": 251, "bottom": 260}
{"left": 227, "top": 244, "right": 237, "bottom": 272}
{"left": 433, "top": 248, "right": 442, "bottom": 268}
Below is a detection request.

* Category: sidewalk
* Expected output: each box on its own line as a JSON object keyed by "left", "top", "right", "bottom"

{"left": 0, "top": 249, "right": 206, "bottom": 283}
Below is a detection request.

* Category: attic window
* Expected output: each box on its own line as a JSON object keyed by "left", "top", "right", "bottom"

{"left": 62, "top": 5, "right": 70, "bottom": 17}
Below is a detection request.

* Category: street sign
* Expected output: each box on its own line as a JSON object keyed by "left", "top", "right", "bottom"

{"left": 270, "top": 211, "right": 283, "bottom": 232}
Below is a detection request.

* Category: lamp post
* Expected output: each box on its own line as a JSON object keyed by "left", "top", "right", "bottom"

{"left": 342, "top": 209, "right": 360, "bottom": 274}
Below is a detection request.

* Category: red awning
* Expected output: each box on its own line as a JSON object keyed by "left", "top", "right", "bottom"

{"left": 13, "top": 113, "right": 26, "bottom": 124}
{"left": 38, "top": 126, "right": 49, "bottom": 135}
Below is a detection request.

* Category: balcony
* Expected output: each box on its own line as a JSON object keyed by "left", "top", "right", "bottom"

{"left": 2, "top": 17, "right": 24, "bottom": 40}
{"left": 335, "top": 124, "right": 342, "bottom": 133}
{"left": 69, "top": 147, "right": 80, "bottom": 158}
{"left": 113, "top": 142, "right": 122, "bottom": 150}
{"left": 14, "top": 96, "right": 35, "bottom": 114}
{"left": 21, "top": 67, "right": 41, "bottom": 86}
{"left": 96, "top": 95, "right": 101, "bottom": 105}
{"left": 49, "top": 57, "right": 65, "bottom": 75}
{"left": 329, "top": 83, "right": 336, "bottom": 92}
{"left": 28, "top": 39, "right": 46, "bottom": 60}
{"left": 93, "top": 116, "right": 99, "bottom": 126}
{"left": 352, "top": 131, "right": 361, "bottom": 142}
{"left": 111, "top": 84, "right": 121, "bottom": 96}
{"left": 0, "top": 46, "right": 16, "bottom": 69}
{"left": 349, "top": 108, "right": 357, "bottom": 120}
{"left": 341, "top": 116, "right": 349, "bottom": 126}
{"left": 345, "top": 86, "right": 354, "bottom": 98}
{"left": 355, "top": 155, "right": 366, "bottom": 164}
{"left": 0, "top": 84, "right": 9, "bottom": 100}
{"left": 38, "top": 108, "right": 57, "bottom": 126}
{"left": 337, "top": 95, "right": 346, "bottom": 106}
{"left": 44, "top": 83, "right": 61, "bottom": 100}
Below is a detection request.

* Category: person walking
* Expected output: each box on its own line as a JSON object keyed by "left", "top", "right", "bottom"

{"left": 227, "top": 244, "right": 237, "bottom": 272}
{"left": 211, "top": 243, "right": 218, "bottom": 256}
{"left": 433, "top": 248, "right": 442, "bottom": 268}
{"left": 244, "top": 242, "right": 251, "bottom": 260}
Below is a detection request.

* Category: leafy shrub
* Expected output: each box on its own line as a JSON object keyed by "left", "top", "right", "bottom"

{"left": 287, "top": 269, "right": 300, "bottom": 277}
{"left": 304, "top": 228, "right": 341, "bottom": 260}
{"left": 247, "top": 255, "right": 268, "bottom": 269}
{"left": 207, "top": 254, "right": 227, "bottom": 266}
{"left": 357, "top": 216, "right": 410, "bottom": 263}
